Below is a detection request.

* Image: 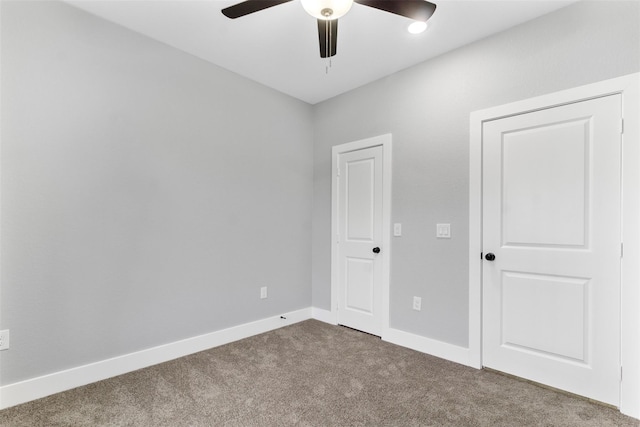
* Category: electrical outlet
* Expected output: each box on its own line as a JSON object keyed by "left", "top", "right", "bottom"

{"left": 0, "top": 330, "right": 10, "bottom": 351}
{"left": 260, "top": 286, "right": 268, "bottom": 299}
{"left": 436, "top": 223, "right": 451, "bottom": 239}
{"left": 413, "top": 296, "right": 422, "bottom": 311}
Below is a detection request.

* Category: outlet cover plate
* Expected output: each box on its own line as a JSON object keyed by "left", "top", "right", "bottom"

{"left": 260, "top": 287, "right": 268, "bottom": 299}
{"left": 436, "top": 223, "right": 451, "bottom": 239}
{"left": 413, "top": 296, "right": 422, "bottom": 311}
{"left": 0, "top": 330, "right": 9, "bottom": 351}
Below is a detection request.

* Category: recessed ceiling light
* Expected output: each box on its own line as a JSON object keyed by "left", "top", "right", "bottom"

{"left": 408, "top": 21, "right": 428, "bottom": 34}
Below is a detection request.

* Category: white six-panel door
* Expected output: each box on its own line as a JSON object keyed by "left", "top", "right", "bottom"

{"left": 336, "top": 145, "right": 384, "bottom": 336}
{"left": 482, "top": 94, "right": 622, "bottom": 405}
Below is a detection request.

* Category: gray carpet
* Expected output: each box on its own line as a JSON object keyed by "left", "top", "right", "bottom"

{"left": 0, "top": 319, "right": 637, "bottom": 426}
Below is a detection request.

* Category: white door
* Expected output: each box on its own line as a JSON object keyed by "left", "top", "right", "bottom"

{"left": 336, "top": 145, "right": 384, "bottom": 336}
{"left": 482, "top": 94, "right": 622, "bottom": 405}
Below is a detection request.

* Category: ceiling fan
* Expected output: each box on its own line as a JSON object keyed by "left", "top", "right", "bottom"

{"left": 221, "top": 0, "right": 437, "bottom": 58}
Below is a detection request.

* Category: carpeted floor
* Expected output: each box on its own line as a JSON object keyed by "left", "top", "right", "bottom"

{"left": 0, "top": 319, "right": 637, "bottom": 426}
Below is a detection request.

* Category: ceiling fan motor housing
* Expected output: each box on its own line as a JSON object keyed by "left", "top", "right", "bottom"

{"left": 301, "top": 0, "right": 354, "bottom": 20}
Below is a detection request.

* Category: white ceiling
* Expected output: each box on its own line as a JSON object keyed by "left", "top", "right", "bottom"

{"left": 67, "top": 0, "right": 578, "bottom": 104}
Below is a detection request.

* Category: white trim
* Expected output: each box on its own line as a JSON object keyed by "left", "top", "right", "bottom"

{"left": 311, "top": 307, "right": 336, "bottom": 325}
{"left": 313, "top": 306, "right": 474, "bottom": 368}
{"left": 331, "top": 134, "right": 392, "bottom": 335}
{"left": 620, "top": 74, "right": 640, "bottom": 419}
{"left": 469, "top": 73, "right": 640, "bottom": 418}
{"left": 0, "top": 308, "right": 312, "bottom": 410}
{"left": 469, "top": 106, "right": 483, "bottom": 370}
{"left": 383, "top": 328, "right": 472, "bottom": 368}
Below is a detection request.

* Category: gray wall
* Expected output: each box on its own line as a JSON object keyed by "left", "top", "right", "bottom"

{"left": 1, "top": 1, "right": 313, "bottom": 385}
{"left": 2, "top": 0, "right": 639, "bottom": 389}
{"left": 311, "top": 0, "right": 640, "bottom": 347}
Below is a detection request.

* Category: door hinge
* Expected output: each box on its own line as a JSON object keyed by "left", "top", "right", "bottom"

{"left": 480, "top": 252, "right": 483, "bottom": 259}
{"left": 337, "top": 167, "right": 341, "bottom": 177}
{"left": 621, "top": 242, "right": 624, "bottom": 258}
{"left": 621, "top": 366, "right": 623, "bottom": 382}
{"left": 620, "top": 118, "right": 624, "bottom": 134}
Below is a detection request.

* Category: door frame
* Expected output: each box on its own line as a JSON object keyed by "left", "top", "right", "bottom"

{"left": 468, "top": 73, "right": 640, "bottom": 418}
{"left": 331, "top": 134, "right": 392, "bottom": 335}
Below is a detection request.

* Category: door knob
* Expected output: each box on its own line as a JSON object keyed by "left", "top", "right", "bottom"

{"left": 372, "top": 247, "right": 381, "bottom": 254}
{"left": 485, "top": 253, "right": 496, "bottom": 261}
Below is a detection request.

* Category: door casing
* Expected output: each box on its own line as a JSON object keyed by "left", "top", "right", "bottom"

{"left": 469, "top": 73, "right": 640, "bottom": 418}
{"left": 331, "top": 134, "right": 392, "bottom": 335}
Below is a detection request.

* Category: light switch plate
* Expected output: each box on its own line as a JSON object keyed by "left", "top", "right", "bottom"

{"left": 436, "top": 223, "right": 451, "bottom": 239}
{"left": 393, "top": 223, "right": 402, "bottom": 237}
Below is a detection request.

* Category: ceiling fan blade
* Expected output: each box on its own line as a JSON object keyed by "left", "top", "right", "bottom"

{"left": 221, "top": 0, "right": 293, "bottom": 19}
{"left": 318, "top": 19, "right": 338, "bottom": 58}
{"left": 354, "top": 0, "right": 436, "bottom": 22}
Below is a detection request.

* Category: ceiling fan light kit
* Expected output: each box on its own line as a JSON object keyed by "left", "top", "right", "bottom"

{"left": 221, "top": 0, "right": 437, "bottom": 58}
{"left": 301, "top": 0, "right": 354, "bottom": 19}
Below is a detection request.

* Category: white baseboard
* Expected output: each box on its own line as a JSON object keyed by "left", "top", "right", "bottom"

{"left": 382, "top": 328, "right": 472, "bottom": 368}
{"left": 311, "top": 307, "right": 336, "bottom": 324}
{"left": 1, "top": 308, "right": 476, "bottom": 410}
{"left": 0, "top": 308, "right": 312, "bottom": 410}
{"left": 311, "top": 310, "right": 472, "bottom": 368}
